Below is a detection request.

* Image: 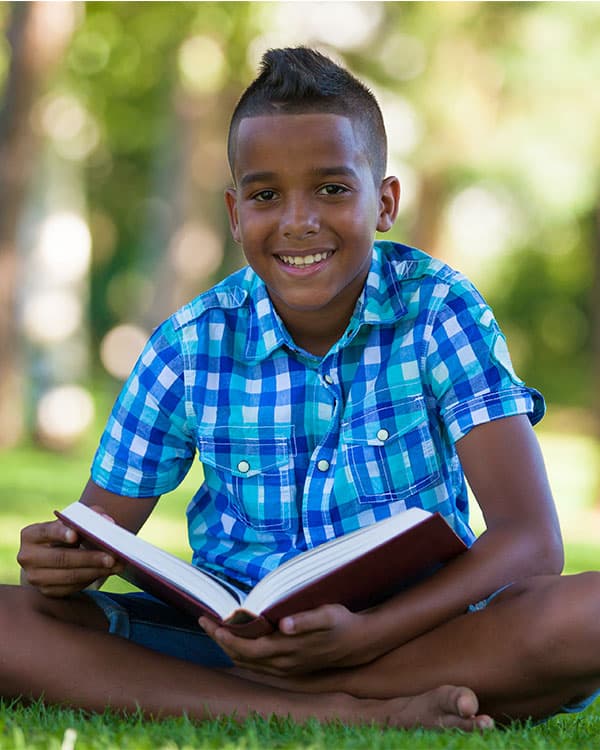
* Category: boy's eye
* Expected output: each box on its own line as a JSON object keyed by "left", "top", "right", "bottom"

{"left": 318, "top": 184, "right": 348, "bottom": 196}
{"left": 253, "top": 189, "right": 277, "bottom": 202}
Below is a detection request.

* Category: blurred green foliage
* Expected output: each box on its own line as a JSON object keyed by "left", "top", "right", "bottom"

{"left": 61, "top": 2, "right": 260, "bottom": 336}
{"left": 1, "top": 1, "right": 599, "bottom": 415}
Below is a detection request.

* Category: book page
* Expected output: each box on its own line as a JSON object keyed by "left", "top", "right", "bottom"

{"left": 57, "top": 503, "right": 241, "bottom": 619}
{"left": 243, "top": 506, "right": 431, "bottom": 614}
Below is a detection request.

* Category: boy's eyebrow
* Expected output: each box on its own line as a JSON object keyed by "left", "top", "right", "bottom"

{"left": 239, "top": 166, "right": 360, "bottom": 188}
{"left": 239, "top": 171, "right": 277, "bottom": 188}
{"left": 311, "top": 166, "right": 360, "bottom": 180}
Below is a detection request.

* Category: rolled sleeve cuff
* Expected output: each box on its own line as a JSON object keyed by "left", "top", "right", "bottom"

{"left": 442, "top": 386, "right": 546, "bottom": 444}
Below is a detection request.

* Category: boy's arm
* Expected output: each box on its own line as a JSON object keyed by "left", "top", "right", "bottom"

{"left": 18, "top": 479, "right": 159, "bottom": 597}
{"left": 202, "top": 414, "right": 563, "bottom": 675}
{"left": 78, "top": 479, "right": 159, "bottom": 532}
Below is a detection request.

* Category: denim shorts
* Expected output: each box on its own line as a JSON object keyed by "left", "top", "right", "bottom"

{"left": 87, "top": 586, "right": 599, "bottom": 716}
{"left": 86, "top": 589, "right": 233, "bottom": 668}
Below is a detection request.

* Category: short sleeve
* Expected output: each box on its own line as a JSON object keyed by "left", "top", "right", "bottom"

{"left": 425, "top": 280, "right": 545, "bottom": 444}
{"left": 91, "top": 318, "right": 195, "bottom": 497}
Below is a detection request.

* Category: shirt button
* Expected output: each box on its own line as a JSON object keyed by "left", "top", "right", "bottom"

{"left": 237, "top": 460, "right": 250, "bottom": 473}
{"left": 376, "top": 428, "right": 390, "bottom": 442}
{"left": 317, "top": 459, "right": 330, "bottom": 472}
{"left": 323, "top": 374, "right": 334, "bottom": 385}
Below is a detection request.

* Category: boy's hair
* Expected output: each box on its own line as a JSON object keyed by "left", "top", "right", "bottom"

{"left": 227, "top": 47, "right": 387, "bottom": 184}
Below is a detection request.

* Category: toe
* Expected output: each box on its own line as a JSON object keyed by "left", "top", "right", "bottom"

{"left": 454, "top": 686, "right": 479, "bottom": 718}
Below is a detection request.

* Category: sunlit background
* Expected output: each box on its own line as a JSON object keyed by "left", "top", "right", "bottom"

{"left": 0, "top": 3, "right": 599, "bottom": 542}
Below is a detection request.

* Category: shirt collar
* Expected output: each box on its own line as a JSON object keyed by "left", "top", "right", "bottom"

{"left": 244, "top": 271, "right": 289, "bottom": 362}
{"left": 354, "top": 240, "right": 407, "bottom": 326}
{"left": 244, "top": 241, "right": 407, "bottom": 362}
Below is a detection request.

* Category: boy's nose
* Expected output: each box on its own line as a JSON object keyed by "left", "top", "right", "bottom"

{"left": 280, "top": 198, "right": 319, "bottom": 239}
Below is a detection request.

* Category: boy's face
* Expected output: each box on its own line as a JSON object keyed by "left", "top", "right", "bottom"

{"left": 225, "top": 113, "right": 399, "bottom": 344}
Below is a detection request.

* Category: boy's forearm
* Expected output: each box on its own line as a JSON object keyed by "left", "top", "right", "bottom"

{"left": 356, "top": 521, "right": 563, "bottom": 661}
{"left": 355, "top": 414, "right": 565, "bottom": 664}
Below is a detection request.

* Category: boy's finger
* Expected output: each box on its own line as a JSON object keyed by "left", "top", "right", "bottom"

{"left": 198, "top": 617, "right": 218, "bottom": 636}
{"left": 23, "top": 565, "right": 116, "bottom": 587}
{"left": 24, "top": 545, "right": 117, "bottom": 570}
{"left": 213, "top": 627, "right": 291, "bottom": 661}
{"left": 21, "top": 520, "right": 78, "bottom": 546}
{"left": 279, "top": 604, "right": 342, "bottom": 635}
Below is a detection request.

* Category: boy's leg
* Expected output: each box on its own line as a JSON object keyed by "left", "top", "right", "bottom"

{"left": 268, "top": 572, "right": 600, "bottom": 722}
{"left": 0, "top": 584, "right": 491, "bottom": 729}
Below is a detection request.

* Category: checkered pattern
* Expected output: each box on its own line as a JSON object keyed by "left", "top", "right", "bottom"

{"left": 92, "top": 241, "right": 545, "bottom": 589}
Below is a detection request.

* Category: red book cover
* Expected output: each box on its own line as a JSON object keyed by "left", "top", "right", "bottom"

{"left": 56, "top": 507, "right": 467, "bottom": 638}
{"left": 227, "top": 513, "right": 466, "bottom": 636}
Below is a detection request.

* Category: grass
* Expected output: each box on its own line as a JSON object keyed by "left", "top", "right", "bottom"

{"left": 1, "top": 428, "right": 600, "bottom": 748}
{"left": 1, "top": 702, "right": 600, "bottom": 750}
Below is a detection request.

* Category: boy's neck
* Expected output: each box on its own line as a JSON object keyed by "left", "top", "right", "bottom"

{"left": 286, "top": 326, "right": 343, "bottom": 358}
{"left": 278, "top": 302, "right": 358, "bottom": 358}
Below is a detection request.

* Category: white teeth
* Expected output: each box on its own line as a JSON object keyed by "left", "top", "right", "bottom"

{"left": 279, "top": 251, "right": 332, "bottom": 267}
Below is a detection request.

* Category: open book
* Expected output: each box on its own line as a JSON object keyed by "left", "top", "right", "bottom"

{"left": 56, "top": 502, "right": 467, "bottom": 637}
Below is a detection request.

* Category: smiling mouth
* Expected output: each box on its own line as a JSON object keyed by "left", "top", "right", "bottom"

{"left": 278, "top": 251, "right": 333, "bottom": 268}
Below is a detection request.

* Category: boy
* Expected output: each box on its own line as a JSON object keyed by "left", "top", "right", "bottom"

{"left": 2, "top": 47, "right": 600, "bottom": 730}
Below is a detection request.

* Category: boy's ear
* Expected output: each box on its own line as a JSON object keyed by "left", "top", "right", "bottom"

{"left": 224, "top": 188, "right": 241, "bottom": 244}
{"left": 376, "top": 176, "right": 401, "bottom": 233}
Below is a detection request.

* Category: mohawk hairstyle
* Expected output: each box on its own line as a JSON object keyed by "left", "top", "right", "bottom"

{"left": 227, "top": 47, "right": 387, "bottom": 183}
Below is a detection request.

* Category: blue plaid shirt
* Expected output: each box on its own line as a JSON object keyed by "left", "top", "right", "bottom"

{"left": 92, "top": 241, "right": 545, "bottom": 589}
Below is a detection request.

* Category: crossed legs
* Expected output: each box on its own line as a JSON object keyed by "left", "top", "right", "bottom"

{"left": 258, "top": 572, "right": 600, "bottom": 722}
{"left": 0, "top": 584, "right": 491, "bottom": 729}
{"left": 2, "top": 573, "right": 598, "bottom": 727}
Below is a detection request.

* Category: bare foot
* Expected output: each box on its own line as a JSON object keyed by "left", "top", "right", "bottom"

{"left": 222, "top": 669, "right": 493, "bottom": 729}
{"left": 214, "top": 669, "right": 492, "bottom": 729}
{"left": 362, "top": 685, "right": 494, "bottom": 730}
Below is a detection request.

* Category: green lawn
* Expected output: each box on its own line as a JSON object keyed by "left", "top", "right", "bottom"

{"left": 1, "top": 702, "right": 600, "bottom": 750}
{"left": 1, "top": 430, "right": 600, "bottom": 748}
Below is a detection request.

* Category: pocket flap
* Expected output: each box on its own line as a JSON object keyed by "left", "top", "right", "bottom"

{"left": 342, "top": 394, "right": 428, "bottom": 446}
{"left": 197, "top": 425, "right": 294, "bottom": 477}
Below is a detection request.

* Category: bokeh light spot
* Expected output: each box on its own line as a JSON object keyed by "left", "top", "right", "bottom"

{"left": 38, "top": 93, "right": 100, "bottom": 161}
{"left": 100, "top": 325, "right": 149, "bottom": 380}
{"left": 68, "top": 30, "right": 111, "bottom": 75}
{"left": 37, "top": 212, "right": 92, "bottom": 285}
{"left": 23, "top": 291, "right": 83, "bottom": 345}
{"left": 36, "top": 385, "right": 95, "bottom": 449}
{"left": 170, "top": 222, "right": 224, "bottom": 280}
{"left": 178, "top": 35, "right": 226, "bottom": 94}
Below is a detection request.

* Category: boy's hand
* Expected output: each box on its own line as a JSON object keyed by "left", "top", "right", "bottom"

{"left": 17, "top": 507, "right": 124, "bottom": 598}
{"left": 200, "top": 604, "right": 377, "bottom": 676}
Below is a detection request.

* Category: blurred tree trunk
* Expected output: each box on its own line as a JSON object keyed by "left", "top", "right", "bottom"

{"left": 593, "top": 205, "right": 600, "bottom": 439}
{"left": 139, "top": 85, "right": 242, "bottom": 329}
{"left": 0, "top": 2, "right": 74, "bottom": 447}
{"left": 410, "top": 172, "right": 447, "bottom": 259}
{"left": 592, "top": 204, "right": 600, "bottom": 507}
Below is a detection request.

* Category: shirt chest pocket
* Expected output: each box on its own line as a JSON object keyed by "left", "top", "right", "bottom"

{"left": 340, "top": 394, "right": 441, "bottom": 503}
{"left": 197, "top": 426, "right": 297, "bottom": 532}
